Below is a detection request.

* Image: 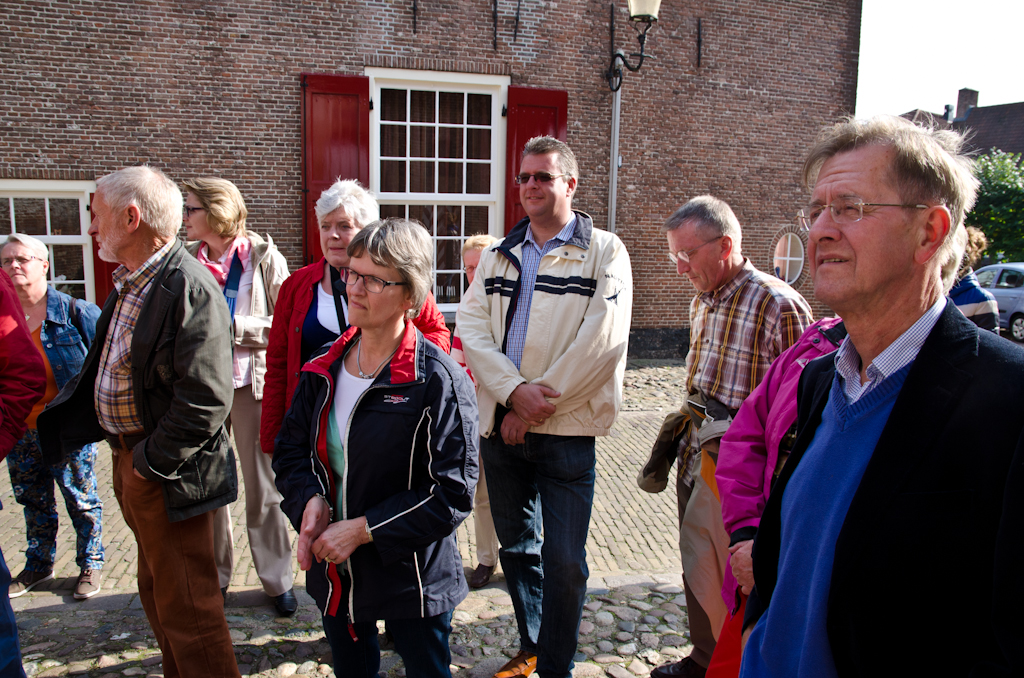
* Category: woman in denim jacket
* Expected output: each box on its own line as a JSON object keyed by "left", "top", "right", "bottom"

{"left": 2, "top": 233, "right": 104, "bottom": 600}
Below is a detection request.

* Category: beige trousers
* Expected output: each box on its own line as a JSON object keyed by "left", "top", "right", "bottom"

{"left": 473, "top": 456, "right": 499, "bottom": 567}
{"left": 213, "top": 387, "right": 294, "bottom": 596}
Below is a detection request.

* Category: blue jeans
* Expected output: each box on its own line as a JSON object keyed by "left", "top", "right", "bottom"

{"left": 0, "top": 526, "right": 27, "bottom": 678}
{"left": 481, "top": 428, "right": 596, "bottom": 678}
{"left": 322, "top": 611, "right": 453, "bottom": 678}
{"left": 7, "top": 429, "right": 103, "bottom": 572}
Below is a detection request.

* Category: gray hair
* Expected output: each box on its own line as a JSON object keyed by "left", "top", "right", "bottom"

{"left": 663, "top": 195, "right": 742, "bottom": 242}
{"left": 347, "top": 218, "right": 433, "bottom": 320}
{"left": 315, "top": 179, "right": 379, "bottom": 228}
{"left": 96, "top": 165, "right": 183, "bottom": 239}
{"left": 522, "top": 136, "right": 579, "bottom": 182}
{"left": 2, "top": 233, "right": 49, "bottom": 261}
{"left": 803, "top": 115, "right": 979, "bottom": 292}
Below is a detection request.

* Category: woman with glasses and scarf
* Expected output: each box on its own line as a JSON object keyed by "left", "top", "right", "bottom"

{"left": 182, "top": 177, "right": 298, "bottom": 616}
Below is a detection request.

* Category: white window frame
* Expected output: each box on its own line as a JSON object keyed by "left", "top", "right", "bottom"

{"left": 773, "top": 232, "right": 805, "bottom": 285}
{"left": 365, "top": 68, "right": 509, "bottom": 313}
{"left": 0, "top": 179, "right": 98, "bottom": 302}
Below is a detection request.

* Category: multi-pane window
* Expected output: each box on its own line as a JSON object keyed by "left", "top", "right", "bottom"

{"left": 0, "top": 183, "right": 96, "bottom": 301}
{"left": 370, "top": 72, "right": 507, "bottom": 310}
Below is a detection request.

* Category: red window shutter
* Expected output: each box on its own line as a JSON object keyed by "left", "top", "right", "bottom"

{"left": 504, "top": 86, "right": 569, "bottom": 234}
{"left": 88, "top": 192, "right": 118, "bottom": 304}
{"left": 301, "top": 73, "right": 370, "bottom": 264}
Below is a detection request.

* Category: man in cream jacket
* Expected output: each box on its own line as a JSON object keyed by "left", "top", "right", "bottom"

{"left": 459, "top": 136, "right": 632, "bottom": 678}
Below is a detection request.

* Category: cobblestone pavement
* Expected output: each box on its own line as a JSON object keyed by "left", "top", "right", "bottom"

{"left": 4, "top": 360, "right": 693, "bottom": 677}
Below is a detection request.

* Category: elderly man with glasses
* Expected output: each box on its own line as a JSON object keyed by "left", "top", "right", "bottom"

{"left": 739, "top": 116, "right": 1024, "bottom": 677}
{"left": 459, "top": 136, "right": 633, "bottom": 678}
{"left": 642, "top": 195, "right": 811, "bottom": 678}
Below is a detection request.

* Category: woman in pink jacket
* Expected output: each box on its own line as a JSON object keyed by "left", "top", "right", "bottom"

{"left": 709, "top": 317, "right": 845, "bottom": 677}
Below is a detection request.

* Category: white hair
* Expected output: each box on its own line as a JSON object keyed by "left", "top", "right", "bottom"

{"left": 96, "top": 165, "right": 183, "bottom": 238}
{"left": 315, "top": 179, "right": 379, "bottom": 228}
{"left": 2, "top": 233, "right": 49, "bottom": 261}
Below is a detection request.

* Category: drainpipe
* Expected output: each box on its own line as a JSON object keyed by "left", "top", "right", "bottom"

{"left": 607, "top": 86, "right": 622, "bottom": 233}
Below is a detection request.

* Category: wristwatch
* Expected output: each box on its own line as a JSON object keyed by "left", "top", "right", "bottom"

{"left": 364, "top": 520, "right": 374, "bottom": 542}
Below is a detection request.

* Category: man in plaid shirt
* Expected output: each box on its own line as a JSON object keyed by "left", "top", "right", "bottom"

{"left": 651, "top": 195, "right": 812, "bottom": 678}
{"left": 40, "top": 166, "right": 240, "bottom": 678}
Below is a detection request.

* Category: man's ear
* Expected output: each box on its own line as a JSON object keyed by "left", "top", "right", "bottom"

{"left": 565, "top": 175, "right": 577, "bottom": 198}
{"left": 719, "top": 235, "right": 733, "bottom": 260}
{"left": 915, "top": 205, "right": 951, "bottom": 265}
{"left": 125, "top": 204, "right": 143, "bottom": 234}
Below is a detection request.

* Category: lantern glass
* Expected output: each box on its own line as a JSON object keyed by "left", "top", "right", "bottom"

{"left": 627, "top": 0, "right": 661, "bottom": 21}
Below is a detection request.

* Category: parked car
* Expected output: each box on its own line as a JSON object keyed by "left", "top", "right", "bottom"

{"left": 974, "top": 263, "right": 1024, "bottom": 341}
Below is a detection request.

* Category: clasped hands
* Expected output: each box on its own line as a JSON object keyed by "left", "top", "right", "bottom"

{"left": 500, "top": 383, "right": 561, "bottom": 445}
{"left": 296, "top": 495, "right": 372, "bottom": 571}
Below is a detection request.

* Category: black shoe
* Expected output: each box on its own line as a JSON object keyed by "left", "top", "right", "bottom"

{"left": 274, "top": 588, "right": 298, "bottom": 616}
{"left": 221, "top": 586, "right": 228, "bottom": 600}
{"left": 651, "top": 657, "right": 707, "bottom": 678}
{"left": 469, "top": 563, "right": 495, "bottom": 589}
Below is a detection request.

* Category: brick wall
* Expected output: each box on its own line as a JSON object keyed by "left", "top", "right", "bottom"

{"left": 0, "top": 0, "right": 859, "bottom": 354}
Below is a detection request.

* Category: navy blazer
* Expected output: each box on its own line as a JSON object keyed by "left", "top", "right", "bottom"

{"left": 746, "top": 302, "right": 1024, "bottom": 677}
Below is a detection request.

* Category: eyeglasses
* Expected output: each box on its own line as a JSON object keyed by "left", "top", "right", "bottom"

{"left": 797, "top": 199, "right": 928, "bottom": 231}
{"left": 1, "top": 255, "right": 43, "bottom": 268}
{"left": 340, "top": 268, "right": 408, "bottom": 294}
{"left": 514, "top": 172, "right": 567, "bottom": 185}
{"left": 668, "top": 236, "right": 723, "bottom": 265}
{"left": 183, "top": 206, "right": 206, "bottom": 218}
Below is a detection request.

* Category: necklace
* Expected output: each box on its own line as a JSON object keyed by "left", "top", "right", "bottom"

{"left": 356, "top": 336, "right": 400, "bottom": 379}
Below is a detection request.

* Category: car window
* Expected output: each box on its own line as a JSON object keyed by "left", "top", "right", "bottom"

{"left": 996, "top": 270, "right": 1024, "bottom": 289}
{"left": 976, "top": 268, "right": 997, "bottom": 287}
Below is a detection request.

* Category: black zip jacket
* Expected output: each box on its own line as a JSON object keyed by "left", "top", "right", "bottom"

{"left": 273, "top": 321, "right": 478, "bottom": 622}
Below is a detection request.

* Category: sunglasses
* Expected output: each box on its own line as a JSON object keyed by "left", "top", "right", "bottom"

{"left": 514, "top": 172, "right": 568, "bottom": 185}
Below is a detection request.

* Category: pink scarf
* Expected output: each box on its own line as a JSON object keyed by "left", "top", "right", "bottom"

{"left": 198, "top": 236, "right": 251, "bottom": 286}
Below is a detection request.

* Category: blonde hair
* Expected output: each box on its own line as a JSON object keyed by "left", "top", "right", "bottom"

{"left": 462, "top": 234, "right": 497, "bottom": 256}
{"left": 181, "top": 177, "right": 248, "bottom": 239}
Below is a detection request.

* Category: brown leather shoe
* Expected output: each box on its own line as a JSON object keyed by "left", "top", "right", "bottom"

{"left": 493, "top": 650, "right": 538, "bottom": 677}
{"left": 469, "top": 563, "right": 495, "bottom": 588}
{"left": 651, "top": 656, "right": 707, "bottom": 678}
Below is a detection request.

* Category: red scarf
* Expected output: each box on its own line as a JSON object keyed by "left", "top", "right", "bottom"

{"left": 197, "top": 236, "right": 251, "bottom": 286}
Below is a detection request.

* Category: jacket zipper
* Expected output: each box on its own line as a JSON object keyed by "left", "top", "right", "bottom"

{"left": 341, "top": 379, "right": 391, "bottom": 635}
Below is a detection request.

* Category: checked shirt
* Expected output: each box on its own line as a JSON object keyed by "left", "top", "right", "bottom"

{"left": 681, "top": 259, "right": 813, "bottom": 479}
{"left": 95, "top": 242, "right": 174, "bottom": 435}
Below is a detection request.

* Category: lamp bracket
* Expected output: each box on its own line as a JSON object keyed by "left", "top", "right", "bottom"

{"left": 606, "top": 4, "right": 656, "bottom": 92}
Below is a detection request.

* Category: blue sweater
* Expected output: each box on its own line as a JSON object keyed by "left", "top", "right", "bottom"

{"left": 740, "top": 362, "right": 912, "bottom": 678}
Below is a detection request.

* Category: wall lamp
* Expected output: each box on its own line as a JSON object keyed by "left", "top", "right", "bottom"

{"left": 606, "top": 0, "right": 661, "bottom": 91}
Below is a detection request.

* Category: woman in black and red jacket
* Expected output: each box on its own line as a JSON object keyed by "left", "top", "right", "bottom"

{"left": 272, "top": 218, "right": 477, "bottom": 678}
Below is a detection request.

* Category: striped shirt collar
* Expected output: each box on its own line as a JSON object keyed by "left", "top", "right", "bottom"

{"left": 835, "top": 296, "right": 946, "bottom": 402}
{"left": 523, "top": 214, "right": 577, "bottom": 252}
{"left": 111, "top": 240, "right": 175, "bottom": 294}
{"left": 697, "top": 258, "right": 754, "bottom": 308}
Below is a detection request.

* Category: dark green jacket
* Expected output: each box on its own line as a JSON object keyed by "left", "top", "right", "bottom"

{"left": 39, "top": 240, "right": 237, "bottom": 522}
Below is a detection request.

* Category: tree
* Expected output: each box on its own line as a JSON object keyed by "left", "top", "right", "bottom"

{"left": 967, "top": 150, "right": 1024, "bottom": 261}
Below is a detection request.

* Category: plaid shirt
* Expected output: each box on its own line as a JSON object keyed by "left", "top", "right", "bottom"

{"left": 504, "top": 215, "right": 577, "bottom": 370}
{"left": 95, "top": 242, "right": 175, "bottom": 434}
{"left": 835, "top": 296, "right": 945, "bottom": 403}
{"left": 681, "top": 260, "right": 813, "bottom": 476}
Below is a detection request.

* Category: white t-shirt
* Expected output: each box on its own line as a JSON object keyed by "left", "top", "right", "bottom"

{"left": 332, "top": 363, "right": 375, "bottom": 441}
{"left": 317, "top": 283, "right": 345, "bottom": 335}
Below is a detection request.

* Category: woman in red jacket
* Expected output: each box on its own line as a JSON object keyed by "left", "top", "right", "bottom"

{"left": 260, "top": 179, "right": 450, "bottom": 454}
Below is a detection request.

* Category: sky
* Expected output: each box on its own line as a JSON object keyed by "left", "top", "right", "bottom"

{"left": 855, "top": 0, "right": 1024, "bottom": 119}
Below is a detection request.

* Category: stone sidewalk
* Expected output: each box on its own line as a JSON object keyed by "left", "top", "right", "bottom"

{"left": 4, "top": 360, "right": 693, "bottom": 677}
